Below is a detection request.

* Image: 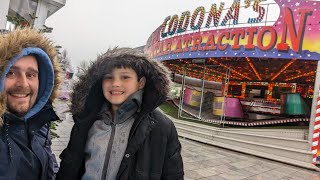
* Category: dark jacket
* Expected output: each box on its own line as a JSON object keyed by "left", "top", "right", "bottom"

{"left": 0, "top": 29, "right": 62, "bottom": 180}
{"left": 57, "top": 48, "right": 184, "bottom": 180}
{"left": 0, "top": 102, "right": 59, "bottom": 180}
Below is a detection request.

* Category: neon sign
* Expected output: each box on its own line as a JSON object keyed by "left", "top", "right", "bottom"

{"left": 144, "top": 0, "right": 320, "bottom": 60}
{"left": 160, "top": 0, "right": 272, "bottom": 38}
{"left": 153, "top": 8, "right": 311, "bottom": 55}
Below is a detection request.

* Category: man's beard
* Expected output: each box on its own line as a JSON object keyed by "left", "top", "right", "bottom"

{"left": 6, "top": 87, "right": 36, "bottom": 117}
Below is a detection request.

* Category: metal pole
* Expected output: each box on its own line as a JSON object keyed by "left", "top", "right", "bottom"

{"left": 0, "top": 0, "right": 10, "bottom": 30}
{"left": 220, "top": 67, "right": 230, "bottom": 126}
{"left": 265, "top": 4, "right": 270, "bottom": 26}
{"left": 178, "top": 65, "right": 187, "bottom": 118}
{"left": 308, "top": 61, "right": 320, "bottom": 144}
{"left": 198, "top": 61, "right": 206, "bottom": 119}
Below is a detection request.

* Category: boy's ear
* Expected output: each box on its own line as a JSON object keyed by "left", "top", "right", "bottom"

{"left": 139, "top": 77, "right": 146, "bottom": 89}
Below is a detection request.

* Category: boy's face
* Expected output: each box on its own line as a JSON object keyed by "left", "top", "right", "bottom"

{"left": 102, "top": 67, "right": 145, "bottom": 112}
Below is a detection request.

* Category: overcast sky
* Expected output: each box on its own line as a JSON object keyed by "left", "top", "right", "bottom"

{"left": 46, "top": 0, "right": 213, "bottom": 69}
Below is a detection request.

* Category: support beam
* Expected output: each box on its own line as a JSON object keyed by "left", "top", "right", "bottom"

{"left": 285, "top": 71, "right": 315, "bottom": 81}
{"left": 309, "top": 60, "right": 320, "bottom": 164}
{"left": 270, "top": 59, "right": 296, "bottom": 81}
{"left": 34, "top": 0, "right": 49, "bottom": 29}
{"left": 245, "top": 57, "right": 262, "bottom": 80}
{"left": 209, "top": 58, "right": 252, "bottom": 80}
{"left": 0, "top": 0, "right": 10, "bottom": 30}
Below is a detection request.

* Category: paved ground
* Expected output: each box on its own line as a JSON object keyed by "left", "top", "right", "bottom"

{"left": 51, "top": 98, "right": 320, "bottom": 180}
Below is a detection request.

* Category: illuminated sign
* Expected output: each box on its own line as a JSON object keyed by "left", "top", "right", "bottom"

{"left": 160, "top": 0, "right": 279, "bottom": 39}
{"left": 144, "top": 0, "right": 320, "bottom": 61}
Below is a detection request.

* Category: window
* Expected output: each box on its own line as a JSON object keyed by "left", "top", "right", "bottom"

{"left": 6, "top": 0, "right": 38, "bottom": 30}
{"left": 228, "top": 85, "right": 242, "bottom": 96}
{"left": 272, "top": 86, "right": 292, "bottom": 99}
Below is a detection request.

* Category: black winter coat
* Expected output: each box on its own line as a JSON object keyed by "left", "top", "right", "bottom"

{"left": 57, "top": 109, "right": 183, "bottom": 180}
{"left": 0, "top": 103, "right": 59, "bottom": 180}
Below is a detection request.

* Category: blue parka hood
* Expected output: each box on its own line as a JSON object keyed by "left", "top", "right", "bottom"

{"left": 0, "top": 28, "right": 62, "bottom": 125}
{"left": 0, "top": 47, "right": 55, "bottom": 120}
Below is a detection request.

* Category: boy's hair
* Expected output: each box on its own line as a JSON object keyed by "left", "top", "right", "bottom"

{"left": 70, "top": 47, "right": 172, "bottom": 115}
{"left": 100, "top": 48, "right": 149, "bottom": 81}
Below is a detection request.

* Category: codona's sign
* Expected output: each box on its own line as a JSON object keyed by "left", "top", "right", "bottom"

{"left": 144, "top": 0, "right": 320, "bottom": 61}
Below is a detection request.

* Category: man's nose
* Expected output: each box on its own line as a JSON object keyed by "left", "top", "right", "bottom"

{"left": 16, "top": 75, "right": 29, "bottom": 87}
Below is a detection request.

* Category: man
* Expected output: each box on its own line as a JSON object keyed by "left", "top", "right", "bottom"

{"left": 0, "top": 28, "right": 61, "bottom": 180}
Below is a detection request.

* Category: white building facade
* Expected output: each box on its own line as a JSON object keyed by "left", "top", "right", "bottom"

{"left": 0, "top": 0, "right": 66, "bottom": 30}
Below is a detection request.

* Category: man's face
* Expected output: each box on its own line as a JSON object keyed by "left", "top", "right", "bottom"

{"left": 4, "top": 55, "right": 39, "bottom": 117}
{"left": 102, "top": 67, "right": 145, "bottom": 112}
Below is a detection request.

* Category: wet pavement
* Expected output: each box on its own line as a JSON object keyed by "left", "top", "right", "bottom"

{"left": 181, "top": 138, "right": 320, "bottom": 180}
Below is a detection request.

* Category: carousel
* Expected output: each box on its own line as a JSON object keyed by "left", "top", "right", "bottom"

{"left": 165, "top": 57, "right": 315, "bottom": 126}
{"left": 144, "top": 0, "right": 320, "bottom": 164}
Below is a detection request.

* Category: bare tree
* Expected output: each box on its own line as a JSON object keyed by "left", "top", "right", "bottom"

{"left": 58, "top": 49, "right": 71, "bottom": 71}
{"left": 76, "top": 60, "right": 90, "bottom": 77}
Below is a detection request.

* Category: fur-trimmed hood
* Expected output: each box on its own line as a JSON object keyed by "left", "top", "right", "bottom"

{"left": 0, "top": 28, "right": 61, "bottom": 126}
{"left": 71, "top": 48, "right": 172, "bottom": 117}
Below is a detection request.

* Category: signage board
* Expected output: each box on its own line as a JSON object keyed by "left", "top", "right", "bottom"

{"left": 144, "top": 0, "right": 320, "bottom": 61}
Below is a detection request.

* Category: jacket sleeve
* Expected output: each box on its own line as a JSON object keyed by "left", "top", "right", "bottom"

{"left": 46, "top": 133, "right": 59, "bottom": 180}
{"left": 161, "top": 120, "right": 184, "bottom": 180}
{"left": 38, "top": 123, "right": 59, "bottom": 180}
{"left": 56, "top": 113, "right": 96, "bottom": 180}
{"left": 56, "top": 122, "right": 83, "bottom": 180}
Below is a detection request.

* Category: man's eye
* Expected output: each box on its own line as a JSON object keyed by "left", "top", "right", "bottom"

{"left": 27, "top": 73, "right": 38, "bottom": 79}
{"left": 6, "top": 71, "right": 15, "bottom": 78}
{"left": 122, "top": 76, "right": 131, "bottom": 79}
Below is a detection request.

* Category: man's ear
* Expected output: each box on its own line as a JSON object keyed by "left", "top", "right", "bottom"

{"left": 139, "top": 77, "right": 146, "bottom": 89}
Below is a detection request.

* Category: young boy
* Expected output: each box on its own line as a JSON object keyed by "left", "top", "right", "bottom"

{"left": 57, "top": 48, "right": 184, "bottom": 180}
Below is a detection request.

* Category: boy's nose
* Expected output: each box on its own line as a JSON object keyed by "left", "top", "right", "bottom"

{"left": 111, "top": 80, "right": 121, "bottom": 87}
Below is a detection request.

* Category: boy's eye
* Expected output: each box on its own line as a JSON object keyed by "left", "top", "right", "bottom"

{"left": 122, "top": 76, "right": 131, "bottom": 79}
{"left": 103, "top": 75, "right": 113, "bottom": 80}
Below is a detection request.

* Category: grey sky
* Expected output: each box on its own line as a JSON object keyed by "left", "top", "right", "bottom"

{"left": 46, "top": 0, "right": 208, "bottom": 68}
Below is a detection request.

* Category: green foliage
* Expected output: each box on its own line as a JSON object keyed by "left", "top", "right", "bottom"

{"left": 5, "top": 14, "right": 65, "bottom": 67}
{"left": 6, "top": 13, "right": 53, "bottom": 33}
{"left": 6, "top": 12, "right": 37, "bottom": 29}
{"left": 39, "top": 25, "right": 53, "bottom": 33}
{"left": 159, "top": 102, "right": 181, "bottom": 118}
{"left": 159, "top": 101, "right": 219, "bottom": 127}
{"left": 50, "top": 121, "right": 61, "bottom": 139}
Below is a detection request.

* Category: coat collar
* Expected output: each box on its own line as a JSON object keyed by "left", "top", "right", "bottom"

{"left": 99, "top": 90, "right": 143, "bottom": 125}
{"left": 4, "top": 101, "right": 59, "bottom": 131}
